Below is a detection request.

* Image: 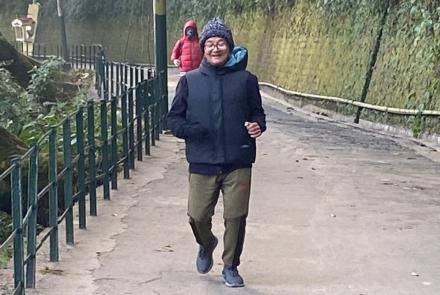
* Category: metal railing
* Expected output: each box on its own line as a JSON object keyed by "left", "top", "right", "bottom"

{"left": 259, "top": 82, "right": 440, "bottom": 116}
{"left": 0, "top": 50, "right": 168, "bottom": 294}
{"left": 15, "top": 42, "right": 103, "bottom": 70}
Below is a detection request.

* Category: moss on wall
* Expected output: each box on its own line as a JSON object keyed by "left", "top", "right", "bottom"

{"left": 2, "top": 0, "right": 439, "bottom": 113}
{"left": 168, "top": 0, "right": 440, "bottom": 116}
{"left": 219, "top": 4, "right": 379, "bottom": 103}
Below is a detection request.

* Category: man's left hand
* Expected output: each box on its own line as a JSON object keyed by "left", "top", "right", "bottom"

{"left": 244, "top": 122, "right": 262, "bottom": 138}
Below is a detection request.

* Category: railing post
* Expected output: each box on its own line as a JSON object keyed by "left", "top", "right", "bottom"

{"left": 11, "top": 158, "right": 24, "bottom": 293}
{"left": 95, "top": 50, "right": 100, "bottom": 96}
{"left": 79, "top": 45, "right": 82, "bottom": 68}
{"left": 121, "top": 91, "right": 130, "bottom": 179}
{"left": 48, "top": 128, "right": 59, "bottom": 262}
{"left": 136, "top": 85, "right": 143, "bottom": 162}
{"left": 135, "top": 66, "right": 140, "bottom": 85}
{"left": 36, "top": 43, "right": 41, "bottom": 58}
{"left": 154, "top": 77, "right": 160, "bottom": 141}
{"left": 140, "top": 67, "right": 145, "bottom": 82}
{"left": 85, "top": 45, "right": 89, "bottom": 69}
{"left": 119, "top": 63, "right": 124, "bottom": 96}
{"left": 92, "top": 45, "right": 96, "bottom": 70}
{"left": 89, "top": 45, "right": 93, "bottom": 70}
{"left": 87, "top": 101, "right": 97, "bottom": 216}
{"left": 158, "top": 71, "right": 165, "bottom": 134}
{"left": 100, "top": 100, "right": 110, "bottom": 200}
{"left": 109, "top": 62, "right": 114, "bottom": 99}
{"left": 75, "top": 45, "right": 79, "bottom": 68}
{"left": 124, "top": 64, "right": 129, "bottom": 92}
{"left": 110, "top": 97, "right": 118, "bottom": 189}
{"left": 63, "top": 119, "right": 74, "bottom": 245}
{"left": 68, "top": 45, "right": 72, "bottom": 62}
{"left": 100, "top": 61, "right": 105, "bottom": 100}
{"left": 81, "top": 45, "right": 85, "bottom": 68}
{"left": 130, "top": 66, "right": 135, "bottom": 89}
{"left": 147, "top": 72, "right": 155, "bottom": 147}
{"left": 150, "top": 80, "right": 156, "bottom": 147}
{"left": 128, "top": 89, "right": 135, "bottom": 169}
{"left": 161, "top": 70, "right": 168, "bottom": 130}
{"left": 105, "top": 62, "right": 110, "bottom": 100}
{"left": 76, "top": 108, "right": 86, "bottom": 229}
{"left": 144, "top": 81, "right": 151, "bottom": 156}
{"left": 116, "top": 63, "right": 120, "bottom": 97}
{"left": 26, "top": 147, "right": 38, "bottom": 288}
{"left": 82, "top": 45, "right": 86, "bottom": 69}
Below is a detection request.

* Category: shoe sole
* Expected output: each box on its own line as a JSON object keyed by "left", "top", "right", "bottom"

{"left": 197, "top": 237, "right": 218, "bottom": 274}
{"left": 223, "top": 279, "right": 245, "bottom": 288}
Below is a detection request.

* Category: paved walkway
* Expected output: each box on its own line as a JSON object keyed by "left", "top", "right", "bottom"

{"left": 27, "top": 74, "right": 440, "bottom": 295}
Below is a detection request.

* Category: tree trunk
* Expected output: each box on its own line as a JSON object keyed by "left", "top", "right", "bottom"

{"left": 0, "top": 31, "right": 40, "bottom": 88}
{"left": 0, "top": 126, "right": 27, "bottom": 166}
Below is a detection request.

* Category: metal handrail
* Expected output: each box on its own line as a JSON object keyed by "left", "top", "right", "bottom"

{"left": 259, "top": 82, "right": 440, "bottom": 117}
{"left": 1, "top": 48, "right": 166, "bottom": 294}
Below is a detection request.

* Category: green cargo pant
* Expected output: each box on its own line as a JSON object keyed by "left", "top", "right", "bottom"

{"left": 188, "top": 168, "right": 252, "bottom": 267}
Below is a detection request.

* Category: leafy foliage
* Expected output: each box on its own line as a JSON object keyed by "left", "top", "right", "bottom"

{"left": 0, "top": 210, "right": 13, "bottom": 269}
{"left": 0, "top": 55, "right": 93, "bottom": 146}
{"left": 20, "top": 69, "right": 93, "bottom": 147}
{"left": 0, "top": 66, "right": 30, "bottom": 134}
{"left": 27, "top": 57, "right": 63, "bottom": 104}
{"left": 317, "top": 0, "right": 391, "bottom": 16}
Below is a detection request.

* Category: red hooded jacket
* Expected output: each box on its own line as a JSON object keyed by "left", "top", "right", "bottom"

{"left": 171, "top": 20, "right": 203, "bottom": 72}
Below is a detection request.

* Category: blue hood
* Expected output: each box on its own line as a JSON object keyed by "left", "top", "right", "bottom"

{"left": 224, "top": 47, "right": 248, "bottom": 71}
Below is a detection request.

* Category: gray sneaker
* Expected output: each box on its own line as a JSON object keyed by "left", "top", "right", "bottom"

{"left": 196, "top": 236, "right": 218, "bottom": 274}
{"left": 222, "top": 266, "right": 245, "bottom": 287}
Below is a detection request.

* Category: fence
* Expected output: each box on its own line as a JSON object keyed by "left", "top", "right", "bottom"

{"left": 15, "top": 42, "right": 103, "bottom": 70}
{"left": 0, "top": 47, "right": 168, "bottom": 294}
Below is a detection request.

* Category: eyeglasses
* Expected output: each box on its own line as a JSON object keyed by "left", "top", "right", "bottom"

{"left": 204, "top": 41, "right": 228, "bottom": 51}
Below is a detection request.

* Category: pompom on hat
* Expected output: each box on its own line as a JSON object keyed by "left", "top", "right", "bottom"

{"left": 199, "top": 17, "right": 234, "bottom": 51}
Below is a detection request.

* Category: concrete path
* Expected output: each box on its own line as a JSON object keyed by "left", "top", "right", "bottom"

{"left": 27, "top": 72, "right": 440, "bottom": 295}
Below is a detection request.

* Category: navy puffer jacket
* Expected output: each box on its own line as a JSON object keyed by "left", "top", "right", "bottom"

{"left": 167, "top": 47, "right": 266, "bottom": 166}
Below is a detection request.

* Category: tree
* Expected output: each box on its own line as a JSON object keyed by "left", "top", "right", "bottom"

{"left": 0, "top": 31, "right": 40, "bottom": 88}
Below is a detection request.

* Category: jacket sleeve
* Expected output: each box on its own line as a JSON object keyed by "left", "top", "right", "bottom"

{"left": 166, "top": 76, "right": 208, "bottom": 140}
{"left": 247, "top": 74, "right": 267, "bottom": 132}
{"left": 170, "top": 39, "right": 182, "bottom": 60}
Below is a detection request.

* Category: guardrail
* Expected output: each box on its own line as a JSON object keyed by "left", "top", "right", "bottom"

{"left": 0, "top": 49, "right": 168, "bottom": 294}
{"left": 15, "top": 42, "right": 103, "bottom": 70}
{"left": 259, "top": 82, "right": 440, "bottom": 117}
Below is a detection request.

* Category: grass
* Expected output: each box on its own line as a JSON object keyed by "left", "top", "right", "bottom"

{"left": 0, "top": 246, "right": 12, "bottom": 268}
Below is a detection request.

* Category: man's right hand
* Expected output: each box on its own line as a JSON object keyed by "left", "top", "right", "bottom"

{"left": 245, "top": 121, "right": 262, "bottom": 138}
{"left": 173, "top": 59, "right": 181, "bottom": 67}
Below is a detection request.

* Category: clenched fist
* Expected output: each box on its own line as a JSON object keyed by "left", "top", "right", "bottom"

{"left": 244, "top": 121, "right": 262, "bottom": 138}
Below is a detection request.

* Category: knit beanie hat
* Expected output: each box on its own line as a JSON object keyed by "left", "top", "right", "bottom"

{"left": 200, "top": 17, "right": 234, "bottom": 52}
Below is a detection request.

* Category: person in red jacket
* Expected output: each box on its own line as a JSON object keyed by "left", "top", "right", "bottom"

{"left": 171, "top": 20, "right": 203, "bottom": 74}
